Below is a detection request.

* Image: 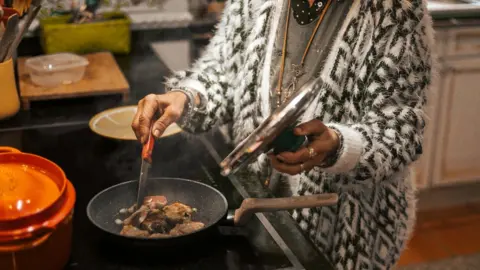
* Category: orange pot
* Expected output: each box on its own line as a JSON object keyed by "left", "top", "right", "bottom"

{"left": 0, "top": 147, "right": 76, "bottom": 270}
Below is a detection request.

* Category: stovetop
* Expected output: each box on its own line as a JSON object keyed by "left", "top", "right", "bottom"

{"left": 0, "top": 124, "right": 296, "bottom": 270}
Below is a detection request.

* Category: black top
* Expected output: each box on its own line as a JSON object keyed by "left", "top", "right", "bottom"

{"left": 291, "top": 0, "right": 328, "bottom": 25}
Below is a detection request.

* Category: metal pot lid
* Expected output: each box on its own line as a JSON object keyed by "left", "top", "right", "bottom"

{"left": 220, "top": 77, "right": 324, "bottom": 176}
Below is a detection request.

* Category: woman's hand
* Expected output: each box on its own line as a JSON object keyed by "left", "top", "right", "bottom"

{"left": 269, "top": 119, "right": 340, "bottom": 175}
{"left": 131, "top": 92, "right": 188, "bottom": 144}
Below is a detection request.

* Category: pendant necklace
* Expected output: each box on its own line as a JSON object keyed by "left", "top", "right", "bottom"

{"left": 274, "top": 0, "right": 332, "bottom": 109}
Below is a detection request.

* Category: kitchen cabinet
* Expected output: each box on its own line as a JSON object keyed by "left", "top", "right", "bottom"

{"left": 431, "top": 57, "right": 480, "bottom": 186}
{"left": 410, "top": 29, "right": 448, "bottom": 190}
{"left": 414, "top": 22, "right": 480, "bottom": 189}
{"left": 445, "top": 26, "right": 480, "bottom": 57}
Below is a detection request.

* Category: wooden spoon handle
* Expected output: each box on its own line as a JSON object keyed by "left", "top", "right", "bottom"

{"left": 5, "top": 5, "right": 41, "bottom": 60}
{"left": 233, "top": 193, "right": 339, "bottom": 226}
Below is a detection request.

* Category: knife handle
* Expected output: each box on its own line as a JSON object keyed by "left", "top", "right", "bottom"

{"left": 142, "top": 133, "right": 155, "bottom": 163}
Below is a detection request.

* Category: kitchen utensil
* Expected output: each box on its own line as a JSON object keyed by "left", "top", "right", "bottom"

{"left": 24, "top": 53, "right": 89, "bottom": 87}
{"left": 0, "top": 14, "right": 19, "bottom": 62}
{"left": 4, "top": 0, "right": 43, "bottom": 60}
{"left": 88, "top": 106, "right": 182, "bottom": 141}
{"left": 12, "top": 0, "right": 32, "bottom": 16}
{"left": 0, "top": 147, "right": 76, "bottom": 270}
{"left": 87, "top": 177, "right": 338, "bottom": 249}
{"left": 220, "top": 77, "right": 324, "bottom": 176}
{"left": 0, "top": 58, "right": 20, "bottom": 120}
{"left": 0, "top": 7, "right": 19, "bottom": 26}
{"left": 136, "top": 131, "right": 155, "bottom": 209}
{"left": 67, "top": 4, "right": 86, "bottom": 24}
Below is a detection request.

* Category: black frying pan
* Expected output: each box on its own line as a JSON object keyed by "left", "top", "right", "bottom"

{"left": 87, "top": 177, "right": 338, "bottom": 250}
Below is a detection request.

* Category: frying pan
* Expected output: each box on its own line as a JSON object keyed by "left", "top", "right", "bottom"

{"left": 87, "top": 177, "right": 338, "bottom": 250}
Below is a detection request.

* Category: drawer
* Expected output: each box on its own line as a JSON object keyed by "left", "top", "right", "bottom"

{"left": 446, "top": 27, "right": 480, "bottom": 57}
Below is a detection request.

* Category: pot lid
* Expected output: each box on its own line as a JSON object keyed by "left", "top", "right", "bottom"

{"left": 0, "top": 161, "right": 62, "bottom": 220}
{"left": 220, "top": 77, "right": 324, "bottom": 176}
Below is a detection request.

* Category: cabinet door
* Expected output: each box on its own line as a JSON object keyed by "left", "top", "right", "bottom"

{"left": 432, "top": 57, "right": 480, "bottom": 186}
{"left": 445, "top": 27, "right": 480, "bottom": 58}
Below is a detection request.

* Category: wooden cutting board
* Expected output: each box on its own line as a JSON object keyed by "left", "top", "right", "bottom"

{"left": 17, "top": 52, "right": 130, "bottom": 110}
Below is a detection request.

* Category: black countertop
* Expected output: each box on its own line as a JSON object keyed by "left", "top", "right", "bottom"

{"left": 0, "top": 28, "right": 333, "bottom": 270}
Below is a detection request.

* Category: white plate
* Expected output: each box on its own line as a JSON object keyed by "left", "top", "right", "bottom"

{"left": 89, "top": 105, "right": 182, "bottom": 140}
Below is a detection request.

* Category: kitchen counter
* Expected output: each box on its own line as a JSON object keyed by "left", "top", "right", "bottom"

{"left": 428, "top": 1, "right": 480, "bottom": 19}
{"left": 0, "top": 30, "right": 332, "bottom": 270}
{"left": 18, "top": 1, "right": 480, "bottom": 38}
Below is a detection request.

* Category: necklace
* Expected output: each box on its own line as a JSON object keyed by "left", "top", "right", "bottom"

{"left": 274, "top": 0, "right": 331, "bottom": 109}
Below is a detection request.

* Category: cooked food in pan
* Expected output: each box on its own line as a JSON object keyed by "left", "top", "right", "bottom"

{"left": 115, "top": 195, "right": 205, "bottom": 238}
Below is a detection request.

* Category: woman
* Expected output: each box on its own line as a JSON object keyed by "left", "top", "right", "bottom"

{"left": 132, "top": 0, "right": 434, "bottom": 268}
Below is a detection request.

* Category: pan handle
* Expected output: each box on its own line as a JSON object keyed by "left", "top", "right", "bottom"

{"left": 232, "top": 193, "right": 339, "bottom": 226}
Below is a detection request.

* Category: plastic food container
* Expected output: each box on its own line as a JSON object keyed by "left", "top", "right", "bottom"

{"left": 0, "top": 147, "right": 76, "bottom": 270}
{"left": 25, "top": 53, "right": 89, "bottom": 87}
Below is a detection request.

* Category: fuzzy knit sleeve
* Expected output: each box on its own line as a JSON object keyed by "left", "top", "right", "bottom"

{"left": 322, "top": 2, "right": 433, "bottom": 183}
{"left": 164, "top": 0, "right": 246, "bottom": 133}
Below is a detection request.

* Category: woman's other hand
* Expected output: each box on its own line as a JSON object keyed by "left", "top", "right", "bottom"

{"left": 269, "top": 119, "right": 340, "bottom": 175}
{"left": 131, "top": 92, "right": 188, "bottom": 144}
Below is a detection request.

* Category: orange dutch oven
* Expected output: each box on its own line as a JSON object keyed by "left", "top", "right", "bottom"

{"left": 0, "top": 147, "right": 76, "bottom": 270}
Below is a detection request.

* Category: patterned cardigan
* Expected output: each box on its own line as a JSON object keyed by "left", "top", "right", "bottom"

{"left": 166, "top": 0, "right": 434, "bottom": 269}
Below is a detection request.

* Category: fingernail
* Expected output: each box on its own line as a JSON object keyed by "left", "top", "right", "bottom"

{"left": 277, "top": 155, "right": 285, "bottom": 161}
{"left": 153, "top": 129, "right": 160, "bottom": 138}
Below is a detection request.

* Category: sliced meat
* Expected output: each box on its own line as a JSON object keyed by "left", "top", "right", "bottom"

{"left": 117, "top": 197, "right": 202, "bottom": 238}
{"left": 149, "top": 233, "right": 170, "bottom": 238}
{"left": 123, "top": 205, "right": 149, "bottom": 226}
{"left": 163, "top": 202, "right": 194, "bottom": 224}
{"left": 169, "top": 222, "right": 205, "bottom": 236}
{"left": 127, "top": 204, "right": 136, "bottom": 213}
{"left": 143, "top": 196, "right": 167, "bottom": 209}
{"left": 120, "top": 225, "right": 150, "bottom": 237}
{"left": 138, "top": 208, "right": 149, "bottom": 224}
{"left": 141, "top": 211, "right": 171, "bottom": 233}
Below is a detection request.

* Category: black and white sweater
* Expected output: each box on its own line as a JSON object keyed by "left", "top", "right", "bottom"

{"left": 166, "top": 0, "right": 434, "bottom": 269}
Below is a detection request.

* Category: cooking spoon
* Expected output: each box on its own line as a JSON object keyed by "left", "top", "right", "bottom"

{"left": 4, "top": 0, "right": 42, "bottom": 60}
{"left": 0, "top": 14, "right": 19, "bottom": 62}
